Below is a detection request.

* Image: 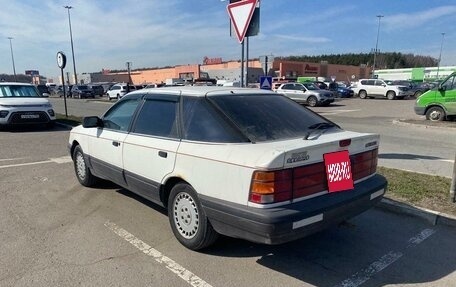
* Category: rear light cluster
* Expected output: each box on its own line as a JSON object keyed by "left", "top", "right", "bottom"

{"left": 249, "top": 148, "right": 378, "bottom": 204}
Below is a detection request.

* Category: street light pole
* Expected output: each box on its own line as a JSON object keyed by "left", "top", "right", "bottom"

{"left": 436, "top": 32, "right": 445, "bottom": 80}
{"left": 64, "top": 5, "right": 78, "bottom": 85}
{"left": 7, "top": 37, "right": 17, "bottom": 81}
{"left": 372, "top": 15, "right": 384, "bottom": 79}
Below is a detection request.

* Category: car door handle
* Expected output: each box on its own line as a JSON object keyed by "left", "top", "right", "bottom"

{"left": 158, "top": 151, "right": 167, "bottom": 158}
{"left": 112, "top": 141, "right": 120, "bottom": 147}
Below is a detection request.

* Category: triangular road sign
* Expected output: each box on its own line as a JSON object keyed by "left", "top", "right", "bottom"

{"left": 227, "top": 0, "right": 258, "bottom": 43}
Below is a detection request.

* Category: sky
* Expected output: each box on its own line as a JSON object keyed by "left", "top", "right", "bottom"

{"left": 0, "top": 0, "right": 455, "bottom": 79}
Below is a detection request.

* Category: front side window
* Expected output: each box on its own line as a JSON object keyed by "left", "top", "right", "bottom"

{"left": 0, "top": 85, "right": 41, "bottom": 98}
{"left": 211, "top": 93, "right": 336, "bottom": 142}
{"left": 303, "top": 83, "right": 318, "bottom": 90}
{"left": 442, "top": 75, "right": 455, "bottom": 91}
{"left": 103, "top": 98, "right": 141, "bottom": 131}
{"left": 132, "top": 99, "right": 178, "bottom": 138}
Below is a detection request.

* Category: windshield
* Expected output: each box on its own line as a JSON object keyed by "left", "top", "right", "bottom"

{"left": 210, "top": 93, "right": 337, "bottom": 142}
{"left": 0, "top": 85, "right": 41, "bottom": 98}
{"left": 303, "top": 83, "right": 319, "bottom": 90}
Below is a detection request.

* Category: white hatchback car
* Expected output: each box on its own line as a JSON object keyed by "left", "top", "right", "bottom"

{"left": 0, "top": 82, "right": 56, "bottom": 128}
{"left": 68, "top": 86, "right": 387, "bottom": 250}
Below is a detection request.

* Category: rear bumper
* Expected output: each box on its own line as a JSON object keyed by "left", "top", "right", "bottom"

{"left": 201, "top": 174, "right": 387, "bottom": 245}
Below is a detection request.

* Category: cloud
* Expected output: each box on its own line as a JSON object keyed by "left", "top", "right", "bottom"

{"left": 384, "top": 5, "right": 456, "bottom": 30}
{"left": 272, "top": 35, "right": 331, "bottom": 44}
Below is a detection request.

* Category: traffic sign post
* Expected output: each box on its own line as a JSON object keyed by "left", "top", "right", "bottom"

{"left": 56, "top": 51, "right": 68, "bottom": 118}
{"left": 227, "top": 0, "right": 258, "bottom": 43}
{"left": 227, "top": 0, "right": 259, "bottom": 87}
{"left": 259, "top": 76, "right": 272, "bottom": 90}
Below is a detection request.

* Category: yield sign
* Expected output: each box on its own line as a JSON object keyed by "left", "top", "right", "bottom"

{"left": 227, "top": 0, "right": 258, "bottom": 43}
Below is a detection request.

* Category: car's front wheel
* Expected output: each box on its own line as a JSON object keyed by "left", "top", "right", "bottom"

{"left": 73, "top": 145, "right": 98, "bottom": 187}
{"left": 426, "top": 106, "right": 446, "bottom": 121}
{"left": 168, "top": 183, "right": 218, "bottom": 250}
{"left": 307, "top": 96, "right": 318, "bottom": 107}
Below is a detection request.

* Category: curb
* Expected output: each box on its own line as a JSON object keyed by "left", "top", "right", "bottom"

{"left": 377, "top": 197, "right": 456, "bottom": 228}
{"left": 393, "top": 119, "right": 456, "bottom": 130}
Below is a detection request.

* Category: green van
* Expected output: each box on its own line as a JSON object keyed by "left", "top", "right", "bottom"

{"left": 414, "top": 72, "right": 456, "bottom": 121}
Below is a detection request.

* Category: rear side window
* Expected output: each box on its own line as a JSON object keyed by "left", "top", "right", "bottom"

{"left": 133, "top": 99, "right": 178, "bottom": 138}
{"left": 281, "top": 84, "right": 294, "bottom": 90}
{"left": 182, "top": 97, "right": 246, "bottom": 143}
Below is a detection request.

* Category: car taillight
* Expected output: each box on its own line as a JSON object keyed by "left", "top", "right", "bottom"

{"left": 249, "top": 148, "right": 378, "bottom": 205}
{"left": 249, "top": 170, "right": 292, "bottom": 204}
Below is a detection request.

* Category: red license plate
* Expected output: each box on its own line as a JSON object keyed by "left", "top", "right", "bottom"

{"left": 324, "top": 150, "right": 354, "bottom": 193}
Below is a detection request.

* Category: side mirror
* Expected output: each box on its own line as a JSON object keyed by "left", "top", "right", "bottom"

{"left": 42, "top": 93, "right": 50, "bottom": 97}
{"left": 83, "top": 116, "right": 103, "bottom": 128}
{"left": 438, "top": 85, "right": 446, "bottom": 92}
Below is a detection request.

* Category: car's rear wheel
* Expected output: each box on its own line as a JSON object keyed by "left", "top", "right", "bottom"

{"left": 73, "top": 145, "right": 98, "bottom": 187}
{"left": 387, "top": 91, "right": 396, "bottom": 100}
{"left": 426, "top": 106, "right": 446, "bottom": 121}
{"left": 307, "top": 96, "right": 318, "bottom": 107}
{"left": 359, "top": 90, "right": 367, "bottom": 99}
{"left": 168, "top": 183, "right": 218, "bottom": 250}
{"left": 414, "top": 91, "right": 422, "bottom": 98}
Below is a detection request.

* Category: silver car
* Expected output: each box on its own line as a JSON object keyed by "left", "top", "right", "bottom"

{"left": 276, "top": 82, "right": 335, "bottom": 106}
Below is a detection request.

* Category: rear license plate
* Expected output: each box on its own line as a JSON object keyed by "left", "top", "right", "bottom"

{"left": 323, "top": 150, "right": 354, "bottom": 193}
{"left": 21, "top": 114, "right": 39, "bottom": 119}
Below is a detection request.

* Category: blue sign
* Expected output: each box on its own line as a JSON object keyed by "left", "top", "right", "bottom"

{"left": 259, "top": 76, "right": 272, "bottom": 90}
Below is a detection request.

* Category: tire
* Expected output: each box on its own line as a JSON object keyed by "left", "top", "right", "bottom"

{"left": 414, "top": 91, "right": 422, "bottom": 98}
{"left": 387, "top": 91, "right": 396, "bottom": 100}
{"left": 307, "top": 96, "right": 318, "bottom": 107}
{"left": 359, "top": 90, "right": 367, "bottom": 99}
{"left": 168, "top": 183, "right": 218, "bottom": 250}
{"left": 72, "top": 145, "right": 98, "bottom": 187}
{"left": 425, "top": 106, "right": 446, "bottom": 121}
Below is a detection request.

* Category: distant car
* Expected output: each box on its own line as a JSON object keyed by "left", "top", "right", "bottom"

{"left": 351, "top": 79, "right": 408, "bottom": 100}
{"left": 276, "top": 82, "right": 335, "bottom": 106}
{"left": 386, "top": 80, "right": 430, "bottom": 98}
{"left": 87, "top": 84, "right": 104, "bottom": 97}
{"left": 35, "top": 84, "right": 50, "bottom": 97}
{"left": 56, "top": 85, "right": 73, "bottom": 97}
{"left": 329, "top": 83, "right": 354, "bottom": 98}
{"left": 68, "top": 86, "right": 386, "bottom": 250}
{"left": 0, "top": 82, "right": 56, "bottom": 128}
{"left": 313, "top": 81, "right": 328, "bottom": 90}
{"left": 106, "top": 83, "right": 136, "bottom": 100}
{"left": 71, "top": 85, "right": 95, "bottom": 99}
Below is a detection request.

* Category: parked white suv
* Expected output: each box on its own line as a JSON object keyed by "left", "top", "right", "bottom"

{"left": 351, "top": 79, "right": 408, "bottom": 100}
{"left": 69, "top": 86, "right": 386, "bottom": 250}
{"left": 106, "top": 83, "right": 136, "bottom": 100}
{"left": 0, "top": 82, "right": 56, "bottom": 128}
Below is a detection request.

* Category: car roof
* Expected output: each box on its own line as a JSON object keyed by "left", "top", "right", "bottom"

{"left": 0, "top": 82, "right": 34, "bottom": 86}
{"left": 126, "top": 86, "right": 277, "bottom": 97}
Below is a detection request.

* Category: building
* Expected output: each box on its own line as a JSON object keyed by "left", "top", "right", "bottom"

{"left": 375, "top": 66, "right": 456, "bottom": 81}
{"left": 94, "top": 57, "right": 373, "bottom": 85}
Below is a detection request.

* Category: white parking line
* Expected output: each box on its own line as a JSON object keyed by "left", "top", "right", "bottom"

{"left": 0, "top": 155, "right": 72, "bottom": 169}
{"left": 334, "top": 228, "right": 436, "bottom": 287}
{"left": 319, "top": 109, "right": 361, "bottom": 115}
{"left": 0, "top": 157, "right": 26, "bottom": 162}
{"left": 104, "top": 221, "right": 212, "bottom": 287}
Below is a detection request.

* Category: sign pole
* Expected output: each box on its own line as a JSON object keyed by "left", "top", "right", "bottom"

{"left": 246, "top": 37, "right": 249, "bottom": 86}
{"left": 61, "top": 68, "right": 68, "bottom": 118}
{"left": 241, "top": 40, "right": 245, "bottom": 87}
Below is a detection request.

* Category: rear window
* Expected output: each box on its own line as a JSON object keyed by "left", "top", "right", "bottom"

{"left": 210, "top": 94, "right": 333, "bottom": 142}
{"left": 0, "top": 85, "right": 41, "bottom": 98}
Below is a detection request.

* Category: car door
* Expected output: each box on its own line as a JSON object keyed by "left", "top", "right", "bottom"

{"left": 440, "top": 73, "right": 456, "bottom": 115}
{"left": 373, "top": 80, "right": 386, "bottom": 97}
{"left": 87, "top": 97, "right": 142, "bottom": 186}
{"left": 122, "top": 94, "right": 181, "bottom": 203}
